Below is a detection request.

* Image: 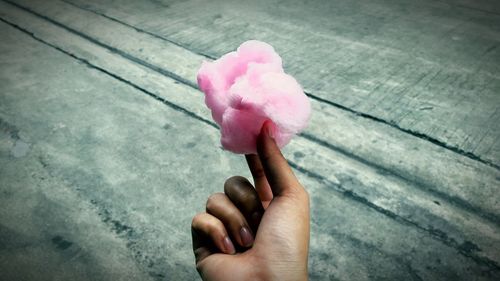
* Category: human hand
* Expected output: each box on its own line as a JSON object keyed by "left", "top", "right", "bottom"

{"left": 191, "top": 121, "right": 310, "bottom": 281}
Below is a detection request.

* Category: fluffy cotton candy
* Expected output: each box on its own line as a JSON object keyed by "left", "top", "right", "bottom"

{"left": 197, "top": 40, "right": 311, "bottom": 154}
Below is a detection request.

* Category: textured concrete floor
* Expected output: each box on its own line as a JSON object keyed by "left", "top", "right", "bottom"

{"left": 1, "top": 0, "right": 499, "bottom": 280}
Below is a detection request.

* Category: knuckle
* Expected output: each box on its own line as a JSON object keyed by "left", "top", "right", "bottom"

{"left": 206, "top": 220, "right": 224, "bottom": 237}
{"left": 240, "top": 190, "right": 259, "bottom": 202}
{"left": 205, "top": 193, "right": 224, "bottom": 210}
{"left": 224, "top": 175, "right": 247, "bottom": 189}
{"left": 237, "top": 194, "right": 259, "bottom": 212}
{"left": 260, "top": 153, "right": 274, "bottom": 165}
{"left": 191, "top": 212, "right": 205, "bottom": 227}
{"left": 297, "top": 185, "right": 309, "bottom": 198}
{"left": 304, "top": 188, "right": 310, "bottom": 198}
{"left": 284, "top": 184, "right": 308, "bottom": 199}
{"left": 252, "top": 167, "right": 266, "bottom": 179}
{"left": 297, "top": 188, "right": 308, "bottom": 199}
{"left": 224, "top": 176, "right": 251, "bottom": 194}
{"left": 195, "top": 261, "right": 204, "bottom": 273}
{"left": 226, "top": 209, "right": 244, "bottom": 224}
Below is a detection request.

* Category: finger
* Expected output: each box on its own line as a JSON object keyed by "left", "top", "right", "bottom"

{"left": 245, "top": 154, "right": 273, "bottom": 203}
{"left": 191, "top": 227, "right": 217, "bottom": 265}
{"left": 224, "top": 176, "right": 265, "bottom": 232}
{"left": 206, "top": 192, "right": 254, "bottom": 247}
{"left": 191, "top": 212, "right": 236, "bottom": 262}
{"left": 256, "top": 120, "right": 300, "bottom": 197}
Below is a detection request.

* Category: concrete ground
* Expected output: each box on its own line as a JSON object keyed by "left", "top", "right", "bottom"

{"left": 0, "top": 0, "right": 499, "bottom": 280}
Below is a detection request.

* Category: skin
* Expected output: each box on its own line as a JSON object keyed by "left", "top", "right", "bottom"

{"left": 191, "top": 121, "right": 310, "bottom": 281}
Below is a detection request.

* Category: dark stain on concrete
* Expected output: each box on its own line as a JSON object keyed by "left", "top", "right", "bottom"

{"left": 111, "top": 220, "right": 133, "bottom": 235}
{"left": 0, "top": 117, "right": 20, "bottom": 140}
{"left": 38, "top": 155, "right": 49, "bottom": 169}
{"left": 51, "top": 235, "right": 73, "bottom": 250}
{"left": 458, "top": 241, "right": 481, "bottom": 254}
{"left": 294, "top": 151, "right": 305, "bottom": 159}
{"left": 90, "top": 200, "right": 135, "bottom": 237}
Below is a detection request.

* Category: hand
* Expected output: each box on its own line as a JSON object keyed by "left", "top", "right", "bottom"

{"left": 191, "top": 121, "right": 310, "bottom": 281}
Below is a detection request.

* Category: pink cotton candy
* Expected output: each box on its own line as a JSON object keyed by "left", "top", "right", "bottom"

{"left": 197, "top": 40, "right": 311, "bottom": 154}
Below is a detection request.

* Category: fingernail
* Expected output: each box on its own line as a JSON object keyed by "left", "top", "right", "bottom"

{"left": 264, "top": 121, "right": 274, "bottom": 139}
{"left": 223, "top": 236, "right": 236, "bottom": 254}
{"left": 240, "top": 226, "right": 254, "bottom": 247}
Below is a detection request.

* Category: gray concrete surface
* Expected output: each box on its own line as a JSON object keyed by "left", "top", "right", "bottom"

{"left": 1, "top": 0, "right": 499, "bottom": 280}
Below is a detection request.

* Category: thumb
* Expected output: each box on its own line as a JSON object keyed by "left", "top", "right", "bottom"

{"left": 255, "top": 121, "right": 310, "bottom": 280}
{"left": 256, "top": 121, "right": 303, "bottom": 197}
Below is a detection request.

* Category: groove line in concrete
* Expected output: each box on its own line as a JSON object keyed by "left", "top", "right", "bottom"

{"left": 300, "top": 132, "right": 500, "bottom": 226}
{"left": 61, "top": 0, "right": 500, "bottom": 171}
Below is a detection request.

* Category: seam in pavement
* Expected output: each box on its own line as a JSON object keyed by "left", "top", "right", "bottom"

{"left": 433, "top": 0, "right": 500, "bottom": 17}
{"left": 303, "top": 94, "right": 500, "bottom": 171}
{"left": 1, "top": 0, "right": 216, "bottom": 128}
{"left": 290, "top": 160, "right": 500, "bottom": 273}
{"left": 4, "top": 15, "right": 216, "bottom": 129}
{"left": 1, "top": 15, "right": 499, "bottom": 273}
{"left": 61, "top": 0, "right": 500, "bottom": 171}
{"left": 59, "top": 0, "right": 216, "bottom": 60}
{"left": 5, "top": 0, "right": 499, "bottom": 228}
{"left": 300, "top": 132, "right": 500, "bottom": 227}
